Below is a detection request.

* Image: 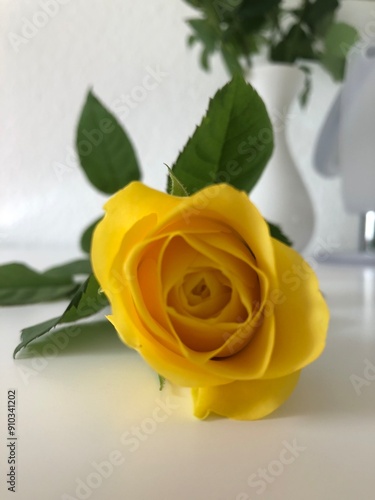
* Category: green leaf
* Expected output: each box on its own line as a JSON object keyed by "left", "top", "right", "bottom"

{"left": 0, "top": 263, "right": 79, "bottom": 306}
{"left": 59, "top": 274, "right": 107, "bottom": 324}
{"left": 267, "top": 221, "right": 293, "bottom": 247}
{"left": 299, "top": 0, "right": 339, "bottom": 32}
{"left": 319, "top": 53, "right": 345, "bottom": 81}
{"left": 323, "top": 22, "right": 359, "bottom": 58}
{"left": 237, "top": 0, "right": 282, "bottom": 32}
{"left": 13, "top": 274, "right": 109, "bottom": 357}
{"left": 15, "top": 317, "right": 61, "bottom": 357}
{"left": 168, "top": 75, "right": 273, "bottom": 194}
{"left": 80, "top": 217, "right": 102, "bottom": 254}
{"left": 44, "top": 259, "right": 92, "bottom": 279}
{"left": 238, "top": 0, "right": 282, "bottom": 19}
{"left": 182, "top": 0, "right": 203, "bottom": 8}
{"left": 271, "top": 24, "right": 316, "bottom": 63}
{"left": 28, "top": 321, "right": 119, "bottom": 357}
{"left": 187, "top": 18, "right": 217, "bottom": 53}
{"left": 188, "top": 34, "right": 198, "bottom": 47}
{"left": 76, "top": 90, "right": 141, "bottom": 194}
{"left": 187, "top": 18, "right": 219, "bottom": 72}
{"left": 200, "top": 47, "right": 212, "bottom": 71}
{"left": 319, "top": 22, "right": 359, "bottom": 81}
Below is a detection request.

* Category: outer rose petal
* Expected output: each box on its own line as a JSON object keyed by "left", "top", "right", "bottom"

{"left": 263, "top": 240, "right": 329, "bottom": 379}
{"left": 108, "top": 314, "right": 231, "bottom": 387}
{"left": 92, "top": 182, "right": 278, "bottom": 300}
{"left": 92, "top": 182, "right": 180, "bottom": 294}
{"left": 192, "top": 371, "right": 301, "bottom": 420}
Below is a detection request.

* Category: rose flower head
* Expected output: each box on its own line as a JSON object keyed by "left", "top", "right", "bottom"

{"left": 92, "top": 181, "right": 329, "bottom": 420}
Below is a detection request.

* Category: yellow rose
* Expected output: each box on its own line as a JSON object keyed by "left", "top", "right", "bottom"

{"left": 92, "top": 181, "right": 329, "bottom": 420}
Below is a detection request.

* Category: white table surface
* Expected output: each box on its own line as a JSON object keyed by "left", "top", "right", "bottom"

{"left": 1, "top": 247, "right": 375, "bottom": 500}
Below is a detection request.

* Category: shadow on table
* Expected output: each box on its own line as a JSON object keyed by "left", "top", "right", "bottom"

{"left": 271, "top": 313, "right": 375, "bottom": 420}
{"left": 16, "top": 311, "right": 375, "bottom": 420}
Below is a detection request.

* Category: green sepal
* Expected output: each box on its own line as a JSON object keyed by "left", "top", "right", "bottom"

{"left": 166, "top": 166, "right": 189, "bottom": 197}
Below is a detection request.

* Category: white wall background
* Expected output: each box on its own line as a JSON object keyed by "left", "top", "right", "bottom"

{"left": 1, "top": 0, "right": 374, "bottom": 255}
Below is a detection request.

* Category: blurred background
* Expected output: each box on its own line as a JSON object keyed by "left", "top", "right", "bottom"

{"left": 1, "top": 0, "right": 374, "bottom": 256}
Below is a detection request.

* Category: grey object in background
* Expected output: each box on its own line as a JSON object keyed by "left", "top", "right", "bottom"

{"left": 314, "top": 41, "right": 375, "bottom": 263}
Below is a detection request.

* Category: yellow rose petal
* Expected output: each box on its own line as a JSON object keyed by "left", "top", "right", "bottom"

{"left": 263, "top": 240, "right": 329, "bottom": 378}
{"left": 167, "top": 307, "right": 243, "bottom": 354}
{"left": 170, "top": 270, "right": 232, "bottom": 319}
{"left": 161, "top": 235, "right": 214, "bottom": 295}
{"left": 183, "top": 233, "right": 262, "bottom": 318}
{"left": 192, "top": 371, "right": 301, "bottom": 420}
{"left": 124, "top": 317, "right": 231, "bottom": 388}
{"left": 177, "top": 184, "right": 277, "bottom": 281}
{"left": 210, "top": 284, "right": 248, "bottom": 326}
{"left": 204, "top": 313, "right": 275, "bottom": 379}
{"left": 155, "top": 214, "right": 232, "bottom": 237}
{"left": 93, "top": 212, "right": 157, "bottom": 300}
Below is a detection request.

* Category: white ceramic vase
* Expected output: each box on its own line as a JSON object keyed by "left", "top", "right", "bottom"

{"left": 248, "top": 64, "right": 315, "bottom": 252}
